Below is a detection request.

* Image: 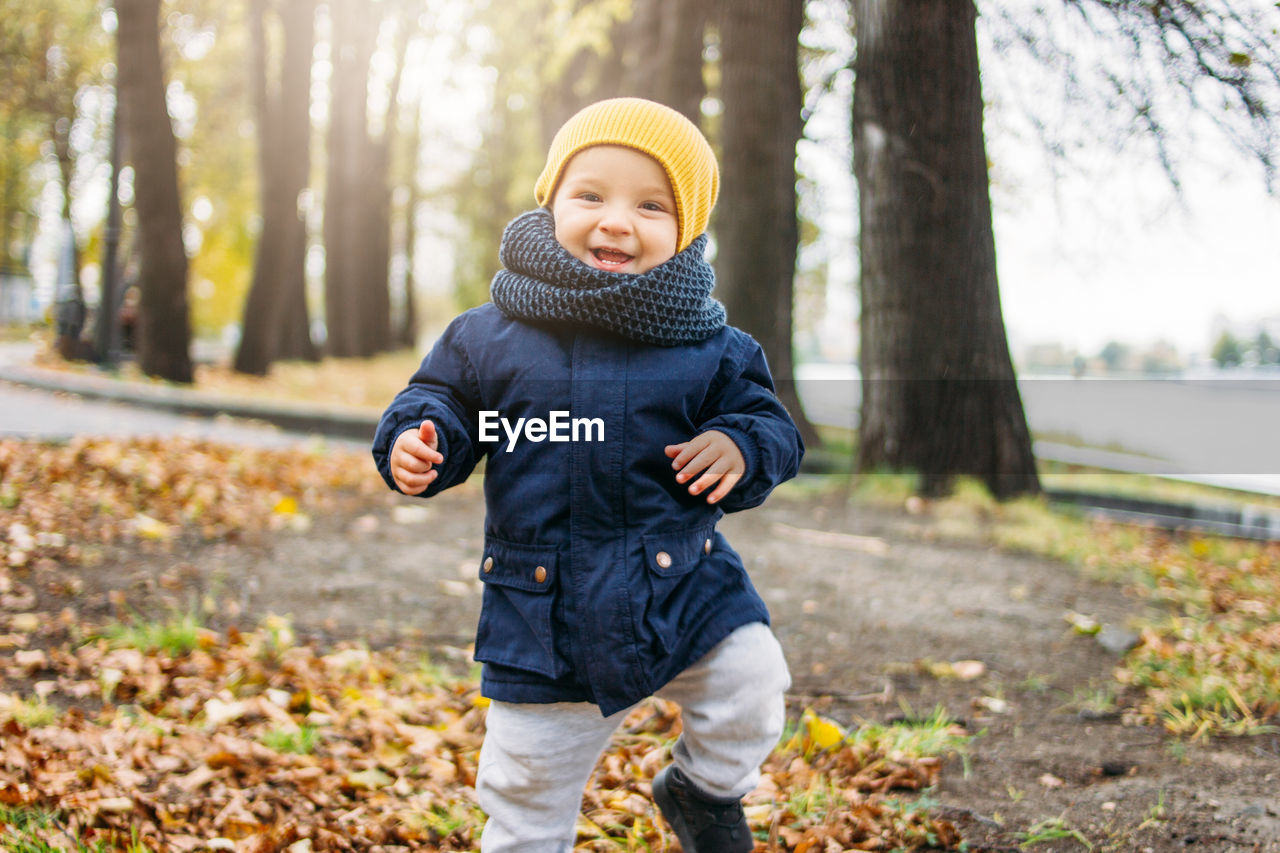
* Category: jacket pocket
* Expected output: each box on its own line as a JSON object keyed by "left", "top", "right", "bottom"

{"left": 474, "top": 537, "right": 566, "bottom": 679}
{"left": 641, "top": 525, "right": 717, "bottom": 653}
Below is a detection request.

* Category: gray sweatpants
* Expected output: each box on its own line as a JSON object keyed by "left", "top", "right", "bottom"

{"left": 474, "top": 622, "right": 790, "bottom": 853}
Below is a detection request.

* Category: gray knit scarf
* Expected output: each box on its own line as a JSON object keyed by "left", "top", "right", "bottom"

{"left": 489, "top": 209, "right": 726, "bottom": 346}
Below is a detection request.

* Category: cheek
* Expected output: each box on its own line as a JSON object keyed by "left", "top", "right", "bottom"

{"left": 651, "top": 224, "right": 678, "bottom": 259}
{"left": 552, "top": 216, "right": 577, "bottom": 250}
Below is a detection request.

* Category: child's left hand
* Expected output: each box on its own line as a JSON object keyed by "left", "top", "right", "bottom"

{"left": 664, "top": 430, "right": 745, "bottom": 504}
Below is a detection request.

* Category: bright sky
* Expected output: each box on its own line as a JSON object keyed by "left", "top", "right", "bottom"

{"left": 992, "top": 146, "right": 1280, "bottom": 359}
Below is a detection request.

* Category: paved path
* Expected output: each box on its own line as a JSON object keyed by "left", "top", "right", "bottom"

{"left": 0, "top": 378, "right": 363, "bottom": 448}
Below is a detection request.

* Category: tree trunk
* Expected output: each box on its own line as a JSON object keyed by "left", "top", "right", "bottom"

{"left": 657, "top": 0, "right": 708, "bottom": 124}
{"left": 52, "top": 115, "right": 87, "bottom": 359}
{"left": 716, "top": 0, "right": 821, "bottom": 450}
{"left": 274, "top": 0, "right": 318, "bottom": 362}
{"left": 235, "top": 0, "right": 284, "bottom": 375}
{"left": 1, "top": 118, "right": 16, "bottom": 275}
{"left": 397, "top": 94, "right": 424, "bottom": 349}
{"left": 356, "top": 13, "right": 412, "bottom": 357}
{"left": 851, "top": 0, "right": 1039, "bottom": 499}
{"left": 94, "top": 106, "right": 124, "bottom": 364}
{"left": 615, "top": 0, "right": 663, "bottom": 100}
{"left": 236, "top": 0, "right": 316, "bottom": 375}
{"left": 611, "top": 0, "right": 706, "bottom": 123}
{"left": 116, "top": 0, "right": 193, "bottom": 383}
{"left": 323, "top": 0, "right": 376, "bottom": 357}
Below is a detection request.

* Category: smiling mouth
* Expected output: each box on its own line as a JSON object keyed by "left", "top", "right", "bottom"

{"left": 591, "top": 248, "right": 634, "bottom": 268}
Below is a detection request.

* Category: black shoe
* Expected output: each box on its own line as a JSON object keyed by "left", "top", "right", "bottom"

{"left": 652, "top": 765, "right": 754, "bottom": 853}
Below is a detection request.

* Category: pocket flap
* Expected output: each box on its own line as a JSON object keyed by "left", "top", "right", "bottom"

{"left": 641, "top": 525, "right": 715, "bottom": 578}
{"left": 479, "top": 537, "right": 558, "bottom": 593}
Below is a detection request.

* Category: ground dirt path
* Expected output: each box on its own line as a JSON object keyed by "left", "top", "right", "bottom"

{"left": 89, "top": 483, "right": 1280, "bottom": 852}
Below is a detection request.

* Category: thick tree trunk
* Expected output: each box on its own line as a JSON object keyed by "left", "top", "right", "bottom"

{"left": 851, "top": 0, "right": 1038, "bottom": 498}
{"left": 235, "top": 0, "right": 284, "bottom": 375}
{"left": 274, "top": 0, "right": 318, "bottom": 362}
{"left": 116, "top": 0, "right": 193, "bottom": 383}
{"left": 716, "top": 0, "right": 821, "bottom": 450}
{"left": 357, "top": 16, "right": 412, "bottom": 357}
{"left": 323, "top": 0, "right": 376, "bottom": 357}
{"left": 324, "top": 0, "right": 405, "bottom": 358}
{"left": 657, "top": 0, "right": 708, "bottom": 124}
{"left": 612, "top": 0, "right": 707, "bottom": 123}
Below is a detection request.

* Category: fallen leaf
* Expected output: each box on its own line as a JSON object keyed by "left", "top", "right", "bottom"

{"left": 951, "top": 659, "right": 987, "bottom": 680}
{"left": 1038, "top": 773, "right": 1066, "bottom": 788}
{"left": 803, "top": 708, "right": 847, "bottom": 750}
{"left": 345, "top": 768, "right": 394, "bottom": 791}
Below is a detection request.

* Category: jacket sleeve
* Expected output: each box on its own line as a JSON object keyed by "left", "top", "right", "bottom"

{"left": 696, "top": 333, "right": 804, "bottom": 512}
{"left": 371, "top": 313, "right": 485, "bottom": 497}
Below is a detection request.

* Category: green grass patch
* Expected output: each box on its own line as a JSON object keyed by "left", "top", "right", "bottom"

{"left": 102, "top": 611, "right": 206, "bottom": 657}
{"left": 851, "top": 704, "right": 974, "bottom": 760}
{"left": 1014, "top": 815, "right": 1093, "bottom": 849}
{"left": 260, "top": 724, "right": 321, "bottom": 755}
{"left": 0, "top": 805, "right": 149, "bottom": 852}
{"left": 0, "top": 695, "right": 59, "bottom": 728}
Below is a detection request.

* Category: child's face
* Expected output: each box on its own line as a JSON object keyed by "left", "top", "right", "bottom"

{"left": 550, "top": 145, "right": 679, "bottom": 275}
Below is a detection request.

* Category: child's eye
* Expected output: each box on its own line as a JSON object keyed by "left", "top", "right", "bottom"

{"left": 640, "top": 201, "right": 666, "bottom": 212}
{"left": 578, "top": 192, "right": 602, "bottom": 203}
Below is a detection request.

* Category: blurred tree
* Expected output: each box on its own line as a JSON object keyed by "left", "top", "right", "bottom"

{"left": 716, "top": 0, "right": 820, "bottom": 450}
{"left": 1255, "top": 330, "right": 1278, "bottom": 365}
{"left": 1098, "top": 340, "right": 1130, "bottom": 372}
{"left": 0, "top": 117, "right": 38, "bottom": 280}
{"left": 1211, "top": 331, "right": 1242, "bottom": 367}
{"left": 323, "top": 0, "right": 378, "bottom": 357}
{"left": 852, "top": 0, "right": 1039, "bottom": 498}
{"left": 235, "top": 0, "right": 318, "bottom": 375}
{"left": 322, "top": 0, "right": 415, "bottom": 357}
{"left": 363, "top": 6, "right": 415, "bottom": 354}
{"left": 117, "top": 0, "right": 193, "bottom": 382}
{"left": 395, "top": 92, "right": 424, "bottom": 349}
{"left": 0, "top": 0, "right": 111, "bottom": 344}
{"left": 164, "top": 1, "right": 260, "bottom": 341}
{"left": 607, "top": 0, "right": 708, "bottom": 122}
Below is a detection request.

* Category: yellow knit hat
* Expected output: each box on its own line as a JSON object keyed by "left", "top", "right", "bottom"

{"left": 534, "top": 98, "right": 719, "bottom": 253}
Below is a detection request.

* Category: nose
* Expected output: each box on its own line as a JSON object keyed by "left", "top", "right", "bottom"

{"left": 597, "top": 204, "right": 633, "bottom": 236}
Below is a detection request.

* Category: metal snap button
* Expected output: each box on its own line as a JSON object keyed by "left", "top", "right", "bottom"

{"left": 704, "top": 538, "right": 712, "bottom": 555}
{"left": 534, "top": 565, "right": 547, "bottom": 583}
{"left": 483, "top": 556, "right": 494, "bottom": 573}
{"left": 655, "top": 551, "right": 672, "bottom": 569}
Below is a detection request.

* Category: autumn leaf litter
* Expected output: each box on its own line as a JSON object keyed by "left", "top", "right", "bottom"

{"left": 1, "top": 437, "right": 967, "bottom": 851}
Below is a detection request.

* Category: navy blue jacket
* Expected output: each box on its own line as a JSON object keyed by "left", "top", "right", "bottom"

{"left": 372, "top": 303, "right": 803, "bottom": 715}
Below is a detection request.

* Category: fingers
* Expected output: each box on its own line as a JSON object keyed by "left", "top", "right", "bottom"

{"left": 393, "top": 467, "right": 437, "bottom": 496}
{"left": 703, "top": 470, "right": 742, "bottom": 504}
{"left": 667, "top": 432, "right": 744, "bottom": 504}
{"left": 413, "top": 420, "right": 444, "bottom": 464}
{"left": 673, "top": 442, "right": 719, "bottom": 486}
{"left": 391, "top": 421, "right": 444, "bottom": 495}
{"left": 418, "top": 419, "right": 438, "bottom": 449}
{"left": 664, "top": 435, "right": 711, "bottom": 471}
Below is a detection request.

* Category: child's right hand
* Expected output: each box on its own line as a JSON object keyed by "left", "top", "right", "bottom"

{"left": 389, "top": 420, "right": 443, "bottom": 495}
